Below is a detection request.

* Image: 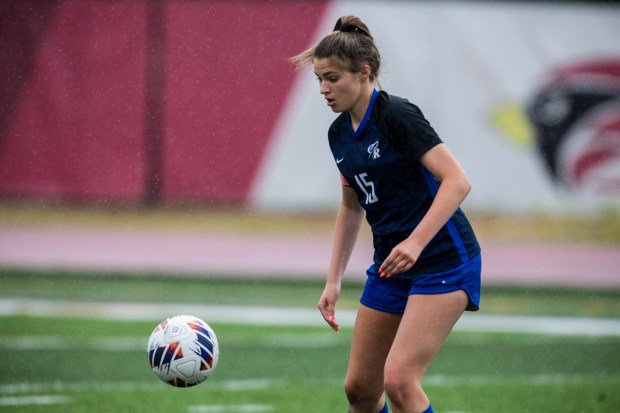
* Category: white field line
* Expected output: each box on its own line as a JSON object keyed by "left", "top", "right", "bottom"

{"left": 1, "top": 298, "right": 620, "bottom": 337}
{"left": 0, "top": 335, "right": 146, "bottom": 351}
{"left": 2, "top": 374, "right": 618, "bottom": 397}
{"left": 188, "top": 405, "right": 274, "bottom": 413}
{"left": 0, "top": 394, "right": 72, "bottom": 406}
{"left": 0, "top": 333, "right": 342, "bottom": 352}
{"left": 0, "top": 379, "right": 275, "bottom": 396}
{"left": 423, "top": 373, "right": 620, "bottom": 386}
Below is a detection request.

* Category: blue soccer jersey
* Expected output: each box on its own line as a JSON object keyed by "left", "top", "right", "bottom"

{"left": 328, "top": 89, "right": 480, "bottom": 276}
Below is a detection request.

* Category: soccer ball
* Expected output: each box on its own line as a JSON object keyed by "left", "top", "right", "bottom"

{"left": 147, "top": 315, "right": 219, "bottom": 387}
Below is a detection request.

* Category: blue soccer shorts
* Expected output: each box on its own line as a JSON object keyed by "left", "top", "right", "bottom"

{"left": 360, "top": 253, "right": 481, "bottom": 314}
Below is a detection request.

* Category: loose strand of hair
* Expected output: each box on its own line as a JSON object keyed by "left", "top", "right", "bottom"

{"left": 289, "top": 47, "right": 315, "bottom": 69}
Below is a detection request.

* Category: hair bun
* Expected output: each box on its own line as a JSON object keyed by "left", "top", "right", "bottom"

{"left": 334, "top": 16, "right": 371, "bottom": 38}
{"left": 339, "top": 24, "right": 358, "bottom": 33}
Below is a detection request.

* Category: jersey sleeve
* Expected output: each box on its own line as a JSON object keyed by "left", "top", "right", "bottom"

{"left": 340, "top": 173, "right": 351, "bottom": 187}
{"left": 383, "top": 99, "right": 443, "bottom": 162}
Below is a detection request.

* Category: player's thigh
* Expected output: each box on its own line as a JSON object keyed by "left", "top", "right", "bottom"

{"left": 346, "top": 304, "right": 402, "bottom": 387}
{"left": 385, "top": 291, "right": 468, "bottom": 378}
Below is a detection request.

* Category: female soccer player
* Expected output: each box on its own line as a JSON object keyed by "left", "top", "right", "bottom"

{"left": 291, "top": 16, "right": 481, "bottom": 413}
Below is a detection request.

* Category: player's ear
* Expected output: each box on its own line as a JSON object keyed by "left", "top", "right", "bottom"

{"left": 359, "top": 64, "right": 371, "bottom": 81}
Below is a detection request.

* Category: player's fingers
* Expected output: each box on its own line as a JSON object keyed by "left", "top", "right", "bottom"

{"left": 386, "top": 261, "right": 409, "bottom": 278}
{"left": 317, "top": 304, "right": 330, "bottom": 320}
{"left": 379, "top": 253, "right": 397, "bottom": 276}
{"left": 318, "top": 302, "right": 335, "bottom": 325}
{"left": 379, "top": 253, "right": 401, "bottom": 275}
{"left": 328, "top": 315, "right": 340, "bottom": 333}
{"left": 381, "top": 258, "right": 410, "bottom": 278}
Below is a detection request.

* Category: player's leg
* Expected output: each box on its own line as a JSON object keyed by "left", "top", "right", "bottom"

{"left": 345, "top": 303, "right": 401, "bottom": 413}
{"left": 383, "top": 290, "right": 468, "bottom": 413}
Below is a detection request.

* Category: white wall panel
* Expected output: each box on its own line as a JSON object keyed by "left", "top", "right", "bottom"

{"left": 252, "top": 1, "right": 620, "bottom": 214}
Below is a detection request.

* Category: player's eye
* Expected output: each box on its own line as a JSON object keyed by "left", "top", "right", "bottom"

{"left": 315, "top": 74, "right": 339, "bottom": 84}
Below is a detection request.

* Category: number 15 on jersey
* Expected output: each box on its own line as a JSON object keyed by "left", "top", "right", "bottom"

{"left": 353, "top": 173, "right": 378, "bottom": 204}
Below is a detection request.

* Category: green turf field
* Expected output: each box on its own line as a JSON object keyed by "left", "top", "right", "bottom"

{"left": 1, "top": 270, "right": 620, "bottom": 412}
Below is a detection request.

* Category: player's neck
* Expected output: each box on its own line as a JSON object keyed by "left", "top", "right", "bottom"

{"left": 349, "top": 85, "right": 374, "bottom": 131}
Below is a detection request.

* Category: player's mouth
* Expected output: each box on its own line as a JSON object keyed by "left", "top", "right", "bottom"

{"left": 326, "top": 98, "right": 335, "bottom": 107}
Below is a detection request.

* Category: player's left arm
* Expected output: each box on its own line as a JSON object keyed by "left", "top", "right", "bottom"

{"left": 378, "top": 143, "right": 471, "bottom": 277}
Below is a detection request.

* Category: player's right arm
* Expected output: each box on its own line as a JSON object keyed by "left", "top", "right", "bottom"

{"left": 318, "top": 185, "right": 365, "bottom": 332}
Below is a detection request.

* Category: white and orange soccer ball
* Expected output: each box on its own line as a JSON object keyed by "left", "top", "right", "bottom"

{"left": 147, "top": 315, "right": 219, "bottom": 387}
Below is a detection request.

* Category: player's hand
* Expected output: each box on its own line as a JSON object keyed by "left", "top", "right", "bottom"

{"left": 318, "top": 283, "right": 341, "bottom": 333}
{"left": 378, "top": 238, "right": 423, "bottom": 278}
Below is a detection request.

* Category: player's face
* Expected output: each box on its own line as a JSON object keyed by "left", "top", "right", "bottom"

{"left": 313, "top": 58, "right": 366, "bottom": 114}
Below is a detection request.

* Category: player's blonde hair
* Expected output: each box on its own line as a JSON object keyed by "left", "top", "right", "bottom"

{"left": 290, "top": 15, "right": 381, "bottom": 85}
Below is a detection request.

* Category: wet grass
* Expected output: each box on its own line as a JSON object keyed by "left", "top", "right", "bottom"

{"left": 2, "top": 269, "right": 620, "bottom": 318}
{"left": 1, "top": 316, "right": 619, "bottom": 413}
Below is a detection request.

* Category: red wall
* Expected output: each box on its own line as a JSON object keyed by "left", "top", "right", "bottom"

{"left": 0, "top": 0, "right": 327, "bottom": 205}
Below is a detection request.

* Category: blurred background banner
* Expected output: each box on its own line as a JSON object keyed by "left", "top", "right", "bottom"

{"left": 0, "top": 0, "right": 327, "bottom": 205}
{"left": 1, "top": 0, "right": 619, "bottom": 214}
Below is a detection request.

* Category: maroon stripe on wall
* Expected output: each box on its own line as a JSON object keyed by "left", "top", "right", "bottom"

{"left": 0, "top": 1, "right": 148, "bottom": 202}
{"left": 0, "top": 0, "right": 59, "bottom": 144}
{"left": 0, "top": 0, "right": 328, "bottom": 205}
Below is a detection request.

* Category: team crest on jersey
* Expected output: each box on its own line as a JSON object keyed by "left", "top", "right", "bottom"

{"left": 367, "top": 141, "right": 380, "bottom": 160}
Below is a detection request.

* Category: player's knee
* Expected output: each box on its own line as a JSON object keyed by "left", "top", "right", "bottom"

{"left": 383, "top": 374, "right": 406, "bottom": 404}
{"left": 384, "top": 380, "right": 409, "bottom": 407}
{"left": 383, "top": 364, "right": 419, "bottom": 406}
{"left": 344, "top": 375, "right": 379, "bottom": 405}
{"left": 343, "top": 375, "right": 365, "bottom": 402}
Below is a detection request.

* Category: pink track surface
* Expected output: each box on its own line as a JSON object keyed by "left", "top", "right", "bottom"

{"left": 1, "top": 227, "right": 619, "bottom": 288}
